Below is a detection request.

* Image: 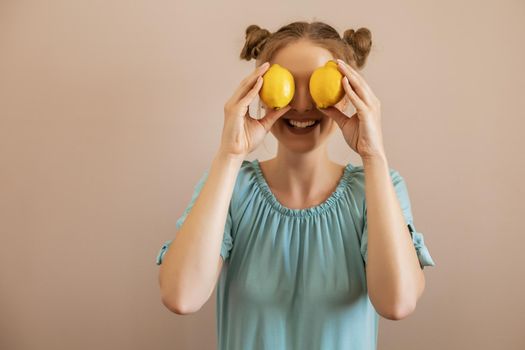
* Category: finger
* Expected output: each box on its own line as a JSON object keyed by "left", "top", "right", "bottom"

{"left": 337, "top": 62, "right": 371, "bottom": 105}
{"left": 232, "top": 62, "right": 270, "bottom": 103}
{"left": 238, "top": 75, "right": 264, "bottom": 108}
{"left": 336, "top": 59, "right": 372, "bottom": 94}
{"left": 342, "top": 76, "right": 366, "bottom": 111}
{"left": 336, "top": 59, "right": 374, "bottom": 106}
{"left": 317, "top": 106, "right": 349, "bottom": 130}
{"left": 258, "top": 105, "right": 292, "bottom": 131}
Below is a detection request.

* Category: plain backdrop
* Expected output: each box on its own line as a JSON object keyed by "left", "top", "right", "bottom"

{"left": 1, "top": 0, "right": 524, "bottom": 349}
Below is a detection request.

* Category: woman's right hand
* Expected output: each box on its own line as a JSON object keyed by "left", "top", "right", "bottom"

{"left": 219, "top": 62, "right": 291, "bottom": 159}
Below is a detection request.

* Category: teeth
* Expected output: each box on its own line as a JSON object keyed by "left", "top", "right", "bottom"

{"left": 288, "top": 120, "right": 317, "bottom": 128}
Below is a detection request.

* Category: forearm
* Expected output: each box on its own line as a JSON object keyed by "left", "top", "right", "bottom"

{"left": 363, "top": 155, "right": 425, "bottom": 320}
{"left": 159, "top": 151, "right": 243, "bottom": 311}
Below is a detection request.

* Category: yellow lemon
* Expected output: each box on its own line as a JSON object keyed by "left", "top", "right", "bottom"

{"left": 309, "top": 60, "right": 345, "bottom": 108}
{"left": 259, "top": 63, "right": 295, "bottom": 109}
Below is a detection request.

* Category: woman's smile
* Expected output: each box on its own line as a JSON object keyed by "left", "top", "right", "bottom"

{"left": 282, "top": 118, "right": 321, "bottom": 134}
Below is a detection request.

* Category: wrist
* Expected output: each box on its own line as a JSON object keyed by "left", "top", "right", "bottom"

{"left": 362, "top": 153, "right": 389, "bottom": 168}
{"left": 214, "top": 150, "right": 245, "bottom": 166}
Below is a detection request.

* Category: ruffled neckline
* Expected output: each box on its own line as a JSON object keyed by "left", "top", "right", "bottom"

{"left": 251, "top": 159, "right": 354, "bottom": 218}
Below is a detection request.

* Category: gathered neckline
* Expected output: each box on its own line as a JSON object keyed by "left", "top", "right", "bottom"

{"left": 251, "top": 159, "right": 354, "bottom": 218}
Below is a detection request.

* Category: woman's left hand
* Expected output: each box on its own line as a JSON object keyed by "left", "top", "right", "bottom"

{"left": 318, "top": 59, "right": 386, "bottom": 161}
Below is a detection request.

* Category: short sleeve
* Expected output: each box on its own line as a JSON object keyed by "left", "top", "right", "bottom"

{"left": 360, "top": 169, "right": 436, "bottom": 269}
{"left": 155, "top": 169, "right": 234, "bottom": 265}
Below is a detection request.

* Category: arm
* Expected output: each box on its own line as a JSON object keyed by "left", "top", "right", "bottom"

{"left": 158, "top": 151, "right": 243, "bottom": 314}
{"left": 363, "top": 155, "right": 425, "bottom": 320}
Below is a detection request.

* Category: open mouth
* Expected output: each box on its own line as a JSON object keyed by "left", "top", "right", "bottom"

{"left": 284, "top": 119, "right": 321, "bottom": 129}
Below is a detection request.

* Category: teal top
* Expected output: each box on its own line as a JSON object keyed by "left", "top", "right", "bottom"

{"left": 156, "top": 159, "right": 435, "bottom": 350}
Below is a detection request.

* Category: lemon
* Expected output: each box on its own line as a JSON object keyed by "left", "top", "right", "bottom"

{"left": 259, "top": 63, "right": 295, "bottom": 109}
{"left": 309, "top": 60, "right": 345, "bottom": 108}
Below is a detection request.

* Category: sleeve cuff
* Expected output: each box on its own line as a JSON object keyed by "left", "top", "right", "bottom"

{"left": 155, "top": 240, "right": 173, "bottom": 265}
{"left": 408, "top": 223, "right": 436, "bottom": 268}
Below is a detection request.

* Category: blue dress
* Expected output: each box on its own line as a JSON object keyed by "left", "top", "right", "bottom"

{"left": 156, "top": 159, "right": 435, "bottom": 350}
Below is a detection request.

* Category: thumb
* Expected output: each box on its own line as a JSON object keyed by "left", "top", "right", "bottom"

{"left": 317, "top": 106, "right": 349, "bottom": 129}
{"left": 259, "top": 105, "right": 292, "bottom": 131}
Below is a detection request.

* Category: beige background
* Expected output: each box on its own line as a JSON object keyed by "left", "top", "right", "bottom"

{"left": 1, "top": 0, "right": 524, "bottom": 349}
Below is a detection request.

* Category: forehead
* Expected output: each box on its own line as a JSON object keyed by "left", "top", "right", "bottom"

{"left": 271, "top": 40, "right": 334, "bottom": 79}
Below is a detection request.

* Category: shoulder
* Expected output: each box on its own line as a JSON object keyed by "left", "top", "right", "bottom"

{"left": 229, "top": 159, "right": 259, "bottom": 206}
{"left": 236, "top": 159, "right": 258, "bottom": 186}
{"left": 240, "top": 159, "right": 256, "bottom": 172}
{"left": 345, "top": 163, "right": 404, "bottom": 191}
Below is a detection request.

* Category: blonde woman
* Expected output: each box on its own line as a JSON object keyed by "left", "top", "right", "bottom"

{"left": 156, "top": 21, "right": 435, "bottom": 350}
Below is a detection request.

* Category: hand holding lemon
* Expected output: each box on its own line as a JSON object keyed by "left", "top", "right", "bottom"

{"left": 317, "top": 59, "right": 386, "bottom": 161}
{"left": 220, "top": 59, "right": 385, "bottom": 160}
{"left": 220, "top": 62, "right": 291, "bottom": 159}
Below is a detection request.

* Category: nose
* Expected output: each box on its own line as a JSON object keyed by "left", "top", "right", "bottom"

{"left": 289, "top": 80, "right": 314, "bottom": 113}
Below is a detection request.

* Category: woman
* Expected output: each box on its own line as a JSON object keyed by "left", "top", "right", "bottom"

{"left": 156, "top": 21, "right": 435, "bottom": 350}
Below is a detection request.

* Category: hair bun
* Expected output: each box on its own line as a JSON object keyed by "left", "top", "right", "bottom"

{"left": 343, "top": 27, "right": 372, "bottom": 68}
{"left": 240, "top": 24, "right": 271, "bottom": 61}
